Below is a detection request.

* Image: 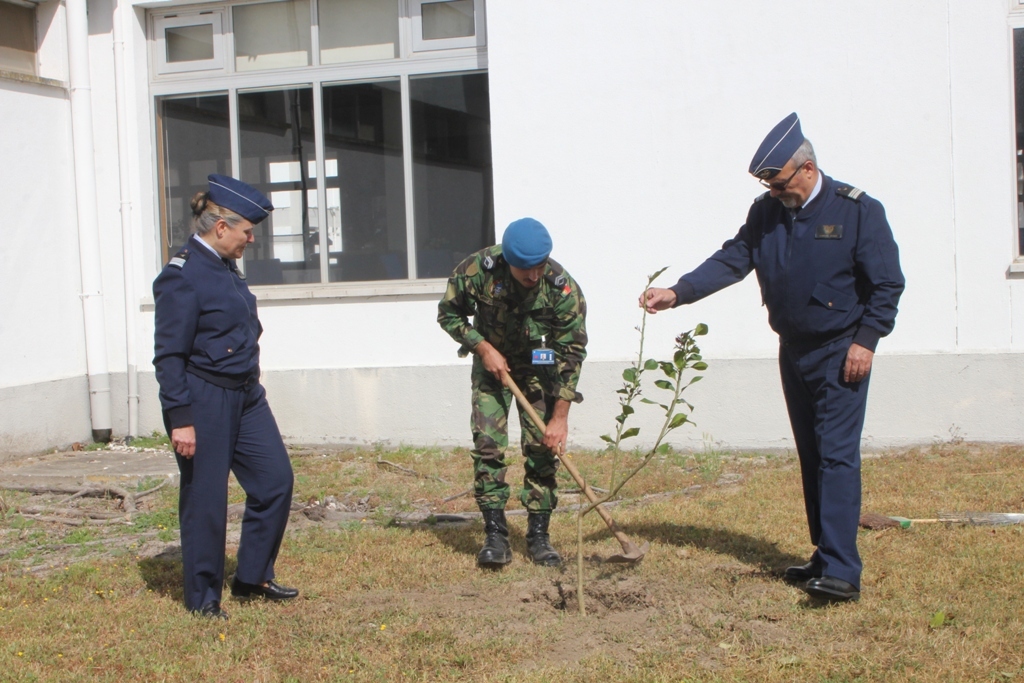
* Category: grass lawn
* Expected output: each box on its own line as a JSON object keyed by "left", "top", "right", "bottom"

{"left": 1, "top": 441, "right": 1022, "bottom": 682}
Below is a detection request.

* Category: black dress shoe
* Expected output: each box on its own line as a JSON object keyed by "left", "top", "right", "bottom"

{"left": 784, "top": 561, "right": 822, "bottom": 583}
{"left": 803, "top": 576, "right": 860, "bottom": 602}
{"left": 194, "top": 602, "right": 229, "bottom": 620}
{"left": 231, "top": 578, "right": 299, "bottom": 601}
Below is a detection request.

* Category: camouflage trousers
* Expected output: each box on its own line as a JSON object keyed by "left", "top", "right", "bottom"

{"left": 470, "top": 360, "right": 559, "bottom": 513}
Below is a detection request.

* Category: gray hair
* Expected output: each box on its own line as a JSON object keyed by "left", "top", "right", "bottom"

{"left": 790, "top": 138, "right": 817, "bottom": 169}
{"left": 189, "top": 191, "right": 248, "bottom": 236}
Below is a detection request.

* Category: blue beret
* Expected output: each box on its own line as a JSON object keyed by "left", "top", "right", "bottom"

{"left": 207, "top": 174, "right": 273, "bottom": 224}
{"left": 501, "top": 218, "right": 552, "bottom": 269}
{"left": 748, "top": 112, "right": 804, "bottom": 180}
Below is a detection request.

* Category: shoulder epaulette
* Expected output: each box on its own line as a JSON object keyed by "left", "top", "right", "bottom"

{"left": 482, "top": 245, "right": 505, "bottom": 271}
{"left": 754, "top": 191, "right": 770, "bottom": 203}
{"left": 545, "top": 258, "right": 568, "bottom": 288}
{"left": 835, "top": 185, "right": 865, "bottom": 202}
{"left": 167, "top": 248, "right": 191, "bottom": 269}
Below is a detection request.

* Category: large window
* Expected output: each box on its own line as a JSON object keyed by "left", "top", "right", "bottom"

{"left": 1015, "top": 28, "right": 1024, "bottom": 257}
{"left": 0, "top": 1, "right": 36, "bottom": 76}
{"left": 152, "top": 0, "right": 492, "bottom": 287}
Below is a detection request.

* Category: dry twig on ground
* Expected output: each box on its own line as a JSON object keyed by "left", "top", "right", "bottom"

{"left": 375, "top": 458, "right": 449, "bottom": 484}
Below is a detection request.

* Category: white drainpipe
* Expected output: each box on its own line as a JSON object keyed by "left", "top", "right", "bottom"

{"left": 67, "top": 0, "right": 113, "bottom": 443}
{"left": 112, "top": 0, "right": 139, "bottom": 440}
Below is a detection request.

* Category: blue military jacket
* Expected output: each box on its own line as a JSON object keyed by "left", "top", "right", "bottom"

{"left": 669, "top": 173, "right": 905, "bottom": 350}
{"left": 153, "top": 235, "right": 262, "bottom": 429}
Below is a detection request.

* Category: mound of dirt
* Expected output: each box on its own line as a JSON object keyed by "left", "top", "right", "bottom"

{"left": 524, "top": 577, "right": 655, "bottom": 615}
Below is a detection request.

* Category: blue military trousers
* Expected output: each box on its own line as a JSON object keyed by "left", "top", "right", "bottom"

{"left": 779, "top": 336, "right": 870, "bottom": 589}
{"left": 170, "top": 374, "right": 294, "bottom": 611}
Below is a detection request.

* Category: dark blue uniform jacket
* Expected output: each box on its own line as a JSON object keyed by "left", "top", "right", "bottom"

{"left": 153, "top": 235, "right": 262, "bottom": 429}
{"left": 669, "top": 173, "right": 905, "bottom": 351}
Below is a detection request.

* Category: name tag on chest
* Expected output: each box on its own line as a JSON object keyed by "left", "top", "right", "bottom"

{"left": 532, "top": 348, "right": 555, "bottom": 365}
{"left": 816, "top": 224, "right": 843, "bottom": 239}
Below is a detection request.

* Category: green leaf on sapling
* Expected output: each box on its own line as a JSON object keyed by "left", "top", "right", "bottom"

{"left": 668, "top": 413, "right": 689, "bottom": 429}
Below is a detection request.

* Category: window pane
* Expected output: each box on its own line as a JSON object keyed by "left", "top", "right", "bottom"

{"left": 410, "top": 72, "right": 493, "bottom": 278}
{"left": 233, "top": 0, "right": 311, "bottom": 72}
{"left": 322, "top": 81, "right": 407, "bottom": 281}
{"left": 159, "top": 95, "right": 231, "bottom": 255}
{"left": 238, "top": 88, "right": 320, "bottom": 285}
{"left": 319, "top": 0, "right": 399, "bottom": 65}
{"left": 422, "top": 0, "right": 474, "bottom": 41}
{"left": 0, "top": 2, "right": 35, "bottom": 76}
{"left": 166, "top": 24, "right": 214, "bottom": 63}
{"left": 1016, "top": 28, "right": 1024, "bottom": 255}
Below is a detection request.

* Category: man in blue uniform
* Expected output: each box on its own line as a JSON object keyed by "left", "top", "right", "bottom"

{"left": 154, "top": 175, "right": 297, "bottom": 618}
{"left": 641, "top": 113, "right": 905, "bottom": 602}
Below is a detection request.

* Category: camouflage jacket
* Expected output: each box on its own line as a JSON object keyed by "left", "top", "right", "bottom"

{"left": 437, "top": 245, "right": 588, "bottom": 402}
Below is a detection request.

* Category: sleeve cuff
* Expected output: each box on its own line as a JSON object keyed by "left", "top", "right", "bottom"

{"left": 465, "top": 329, "right": 485, "bottom": 350}
{"left": 165, "top": 405, "right": 194, "bottom": 430}
{"left": 668, "top": 279, "right": 697, "bottom": 307}
{"left": 852, "top": 325, "right": 882, "bottom": 352}
{"left": 556, "top": 387, "right": 583, "bottom": 403}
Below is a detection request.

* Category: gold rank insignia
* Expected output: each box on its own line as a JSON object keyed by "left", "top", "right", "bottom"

{"left": 816, "top": 224, "right": 843, "bottom": 239}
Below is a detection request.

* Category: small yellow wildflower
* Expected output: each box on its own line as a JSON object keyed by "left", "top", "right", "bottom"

{"left": 380, "top": 624, "right": 386, "bottom": 630}
{"left": 219, "top": 633, "right": 225, "bottom": 642}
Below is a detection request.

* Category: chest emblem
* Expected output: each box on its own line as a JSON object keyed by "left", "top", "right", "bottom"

{"left": 491, "top": 281, "right": 505, "bottom": 297}
{"left": 816, "top": 224, "right": 843, "bottom": 239}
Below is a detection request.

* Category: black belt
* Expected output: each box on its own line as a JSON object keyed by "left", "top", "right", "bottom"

{"left": 780, "top": 324, "right": 857, "bottom": 353}
{"left": 186, "top": 364, "right": 259, "bottom": 390}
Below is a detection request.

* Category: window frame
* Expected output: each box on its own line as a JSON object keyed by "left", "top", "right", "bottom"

{"left": 148, "top": 0, "right": 490, "bottom": 295}
{"left": 0, "top": 0, "right": 38, "bottom": 78}
{"left": 1009, "top": 9, "right": 1024, "bottom": 272}
{"left": 152, "top": 11, "right": 227, "bottom": 75}
{"left": 410, "top": 0, "right": 486, "bottom": 53}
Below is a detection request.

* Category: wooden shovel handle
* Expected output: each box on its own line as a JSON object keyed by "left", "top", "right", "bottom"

{"left": 501, "top": 372, "right": 631, "bottom": 539}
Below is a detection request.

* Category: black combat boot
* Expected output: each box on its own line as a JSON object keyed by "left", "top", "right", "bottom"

{"left": 477, "top": 509, "right": 512, "bottom": 568}
{"left": 525, "top": 512, "right": 561, "bottom": 566}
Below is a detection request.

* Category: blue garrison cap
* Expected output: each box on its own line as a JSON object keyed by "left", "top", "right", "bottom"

{"left": 748, "top": 113, "right": 804, "bottom": 180}
{"left": 207, "top": 174, "right": 273, "bottom": 224}
{"left": 501, "top": 218, "right": 552, "bottom": 268}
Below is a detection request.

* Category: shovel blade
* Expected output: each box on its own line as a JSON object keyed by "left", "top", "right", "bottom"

{"left": 603, "top": 541, "right": 650, "bottom": 564}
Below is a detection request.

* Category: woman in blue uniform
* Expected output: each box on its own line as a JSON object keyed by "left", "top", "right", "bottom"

{"left": 153, "top": 174, "right": 298, "bottom": 619}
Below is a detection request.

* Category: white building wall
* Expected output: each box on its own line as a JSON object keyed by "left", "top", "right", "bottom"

{"left": 4, "top": 0, "right": 1024, "bottom": 455}
{"left": 0, "top": 69, "right": 96, "bottom": 455}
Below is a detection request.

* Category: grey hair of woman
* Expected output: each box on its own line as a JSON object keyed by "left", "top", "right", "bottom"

{"left": 790, "top": 138, "right": 817, "bottom": 169}
{"left": 190, "top": 191, "right": 248, "bottom": 236}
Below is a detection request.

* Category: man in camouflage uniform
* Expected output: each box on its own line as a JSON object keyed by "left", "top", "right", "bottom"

{"left": 437, "top": 218, "right": 588, "bottom": 568}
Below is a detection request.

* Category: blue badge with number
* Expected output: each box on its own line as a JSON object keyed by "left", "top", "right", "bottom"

{"left": 532, "top": 348, "right": 555, "bottom": 365}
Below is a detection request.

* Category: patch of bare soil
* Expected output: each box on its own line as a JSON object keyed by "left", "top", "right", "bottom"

{"left": 329, "top": 571, "right": 802, "bottom": 672}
